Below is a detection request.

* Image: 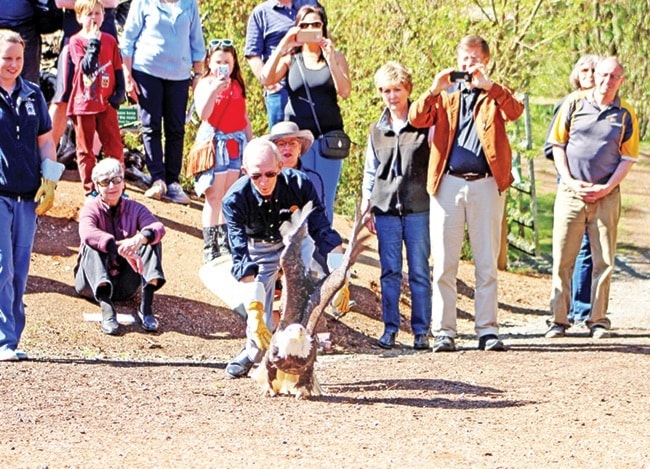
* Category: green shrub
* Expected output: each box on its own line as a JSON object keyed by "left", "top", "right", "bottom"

{"left": 185, "top": 0, "right": 648, "bottom": 266}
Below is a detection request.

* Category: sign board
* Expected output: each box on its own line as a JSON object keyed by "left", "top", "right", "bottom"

{"left": 117, "top": 105, "right": 139, "bottom": 129}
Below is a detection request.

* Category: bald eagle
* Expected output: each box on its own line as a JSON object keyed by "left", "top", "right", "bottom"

{"left": 251, "top": 202, "right": 367, "bottom": 399}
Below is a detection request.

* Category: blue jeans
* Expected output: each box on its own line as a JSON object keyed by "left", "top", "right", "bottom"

{"left": 133, "top": 69, "right": 190, "bottom": 184}
{"left": 264, "top": 88, "right": 288, "bottom": 131}
{"left": 301, "top": 143, "right": 343, "bottom": 225}
{"left": 375, "top": 212, "right": 432, "bottom": 336}
{"left": 0, "top": 197, "right": 37, "bottom": 352}
{"left": 569, "top": 230, "right": 592, "bottom": 322}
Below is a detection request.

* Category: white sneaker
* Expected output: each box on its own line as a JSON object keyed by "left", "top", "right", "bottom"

{"left": 144, "top": 179, "right": 167, "bottom": 200}
{"left": 165, "top": 182, "right": 191, "bottom": 205}
{"left": 0, "top": 349, "right": 18, "bottom": 362}
{"left": 545, "top": 323, "right": 566, "bottom": 338}
{"left": 15, "top": 350, "right": 28, "bottom": 360}
{"left": 591, "top": 326, "right": 612, "bottom": 339}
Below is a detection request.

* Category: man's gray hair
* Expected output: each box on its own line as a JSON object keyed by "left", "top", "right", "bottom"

{"left": 597, "top": 56, "right": 625, "bottom": 76}
{"left": 243, "top": 138, "right": 282, "bottom": 169}
{"left": 92, "top": 158, "right": 124, "bottom": 182}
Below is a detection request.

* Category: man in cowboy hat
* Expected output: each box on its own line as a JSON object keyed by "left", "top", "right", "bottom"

{"left": 266, "top": 121, "right": 325, "bottom": 208}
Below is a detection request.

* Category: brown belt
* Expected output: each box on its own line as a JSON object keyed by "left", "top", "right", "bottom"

{"left": 446, "top": 171, "right": 491, "bottom": 181}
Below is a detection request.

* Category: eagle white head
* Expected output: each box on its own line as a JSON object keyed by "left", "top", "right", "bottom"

{"left": 275, "top": 323, "right": 312, "bottom": 359}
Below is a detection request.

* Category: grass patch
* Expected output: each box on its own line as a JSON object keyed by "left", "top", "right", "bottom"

{"left": 534, "top": 192, "right": 555, "bottom": 257}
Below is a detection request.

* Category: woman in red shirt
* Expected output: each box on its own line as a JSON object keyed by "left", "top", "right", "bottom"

{"left": 193, "top": 39, "right": 252, "bottom": 263}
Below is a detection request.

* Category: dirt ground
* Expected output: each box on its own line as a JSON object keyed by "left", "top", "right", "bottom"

{"left": 1, "top": 152, "right": 649, "bottom": 468}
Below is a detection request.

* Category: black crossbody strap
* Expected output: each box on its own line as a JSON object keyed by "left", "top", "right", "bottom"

{"left": 295, "top": 54, "right": 323, "bottom": 136}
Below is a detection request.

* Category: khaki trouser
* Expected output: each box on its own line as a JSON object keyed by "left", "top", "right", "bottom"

{"left": 429, "top": 174, "right": 505, "bottom": 338}
{"left": 550, "top": 183, "right": 620, "bottom": 328}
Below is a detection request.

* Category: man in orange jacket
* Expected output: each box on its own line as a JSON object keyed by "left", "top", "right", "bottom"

{"left": 409, "top": 34, "right": 524, "bottom": 353}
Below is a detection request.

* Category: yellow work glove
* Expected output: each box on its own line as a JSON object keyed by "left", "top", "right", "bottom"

{"left": 331, "top": 277, "right": 351, "bottom": 314}
{"left": 246, "top": 300, "right": 272, "bottom": 350}
{"left": 34, "top": 178, "right": 57, "bottom": 216}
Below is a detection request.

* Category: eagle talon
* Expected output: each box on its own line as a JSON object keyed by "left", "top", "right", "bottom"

{"left": 330, "top": 300, "right": 356, "bottom": 320}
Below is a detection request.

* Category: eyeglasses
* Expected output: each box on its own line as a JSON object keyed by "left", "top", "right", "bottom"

{"left": 249, "top": 171, "right": 280, "bottom": 181}
{"left": 274, "top": 139, "right": 300, "bottom": 149}
{"left": 209, "top": 38, "right": 234, "bottom": 49}
{"left": 96, "top": 176, "right": 124, "bottom": 187}
{"left": 298, "top": 21, "right": 323, "bottom": 29}
{"left": 596, "top": 72, "right": 623, "bottom": 81}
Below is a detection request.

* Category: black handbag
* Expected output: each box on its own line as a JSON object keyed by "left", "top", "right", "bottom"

{"left": 296, "top": 56, "right": 351, "bottom": 160}
{"left": 318, "top": 129, "right": 351, "bottom": 160}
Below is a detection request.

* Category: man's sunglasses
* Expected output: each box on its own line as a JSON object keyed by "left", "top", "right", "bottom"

{"left": 209, "top": 39, "right": 234, "bottom": 48}
{"left": 249, "top": 171, "right": 280, "bottom": 181}
{"left": 96, "top": 176, "right": 124, "bottom": 187}
{"left": 298, "top": 21, "right": 323, "bottom": 29}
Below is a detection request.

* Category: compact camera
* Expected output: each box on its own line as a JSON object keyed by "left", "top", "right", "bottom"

{"left": 296, "top": 29, "right": 322, "bottom": 44}
{"left": 450, "top": 70, "right": 472, "bottom": 82}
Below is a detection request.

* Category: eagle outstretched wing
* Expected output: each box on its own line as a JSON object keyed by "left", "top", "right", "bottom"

{"left": 277, "top": 201, "right": 368, "bottom": 333}
{"left": 304, "top": 204, "right": 369, "bottom": 335}
{"left": 252, "top": 202, "right": 368, "bottom": 399}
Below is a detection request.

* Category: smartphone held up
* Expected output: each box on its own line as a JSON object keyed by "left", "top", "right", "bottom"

{"left": 296, "top": 29, "right": 322, "bottom": 44}
{"left": 217, "top": 64, "right": 230, "bottom": 77}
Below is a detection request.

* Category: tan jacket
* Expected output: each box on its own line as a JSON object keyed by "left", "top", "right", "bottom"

{"left": 409, "top": 83, "right": 524, "bottom": 194}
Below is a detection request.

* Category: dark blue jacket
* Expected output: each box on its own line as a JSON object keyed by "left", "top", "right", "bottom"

{"left": 0, "top": 77, "right": 52, "bottom": 198}
{"left": 223, "top": 168, "right": 341, "bottom": 280}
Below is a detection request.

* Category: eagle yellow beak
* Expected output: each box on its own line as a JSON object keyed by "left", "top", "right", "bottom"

{"left": 288, "top": 326, "right": 303, "bottom": 342}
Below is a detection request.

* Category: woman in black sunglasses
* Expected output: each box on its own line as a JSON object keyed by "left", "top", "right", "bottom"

{"left": 259, "top": 4, "right": 351, "bottom": 225}
{"left": 191, "top": 39, "right": 253, "bottom": 263}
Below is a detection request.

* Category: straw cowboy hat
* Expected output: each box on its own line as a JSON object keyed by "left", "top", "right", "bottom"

{"left": 266, "top": 121, "right": 314, "bottom": 156}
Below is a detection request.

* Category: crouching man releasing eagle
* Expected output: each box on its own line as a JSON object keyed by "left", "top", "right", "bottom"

{"left": 251, "top": 201, "right": 367, "bottom": 398}
{"left": 215, "top": 138, "right": 359, "bottom": 396}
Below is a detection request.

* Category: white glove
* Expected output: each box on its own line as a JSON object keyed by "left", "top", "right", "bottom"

{"left": 327, "top": 252, "right": 344, "bottom": 272}
{"left": 243, "top": 281, "right": 266, "bottom": 305}
{"left": 41, "top": 158, "right": 65, "bottom": 183}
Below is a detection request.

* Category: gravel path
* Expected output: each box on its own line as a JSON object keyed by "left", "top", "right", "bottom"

{"left": 610, "top": 250, "right": 650, "bottom": 328}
